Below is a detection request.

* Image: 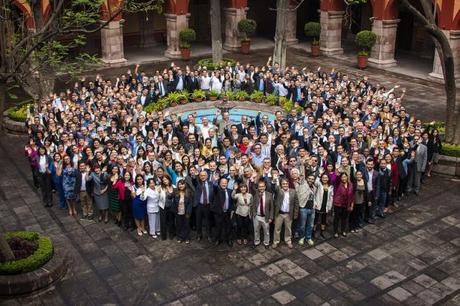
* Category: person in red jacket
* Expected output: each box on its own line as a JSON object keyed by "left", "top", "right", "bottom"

{"left": 333, "top": 172, "right": 354, "bottom": 238}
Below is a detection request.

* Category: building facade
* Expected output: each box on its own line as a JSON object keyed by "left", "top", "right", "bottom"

{"left": 12, "top": 0, "right": 460, "bottom": 80}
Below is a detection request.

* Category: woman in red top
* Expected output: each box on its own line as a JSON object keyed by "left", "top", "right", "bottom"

{"left": 333, "top": 172, "right": 354, "bottom": 238}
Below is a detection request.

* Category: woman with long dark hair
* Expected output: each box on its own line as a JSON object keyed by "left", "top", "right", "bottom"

{"left": 159, "top": 175, "right": 176, "bottom": 240}
{"left": 313, "top": 173, "right": 334, "bottom": 239}
{"left": 350, "top": 171, "right": 367, "bottom": 233}
{"left": 174, "top": 179, "right": 192, "bottom": 243}
{"left": 131, "top": 174, "right": 147, "bottom": 236}
{"left": 120, "top": 171, "right": 134, "bottom": 230}
{"left": 61, "top": 155, "right": 78, "bottom": 216}
{"left": 145, "top": 178, "right": 160, "bottom": 238}
{"left": 332, "top": 172, "right": 354, "bottom": 238}
{"left": 89, "top": 166, "right": 110, "bottom": 223}
{"left": 231, "top": 183, "right": 253, "bottom": 245}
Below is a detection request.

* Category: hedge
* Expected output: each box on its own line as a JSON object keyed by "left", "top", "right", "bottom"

{"left": 0, "top": 231, "right": 53, "bottom": 275}
{"left": 441, "top": 143, "right": 460, "bottom": 158}
{"left": 197, "top": 58, "right": 236, "bottom": 70}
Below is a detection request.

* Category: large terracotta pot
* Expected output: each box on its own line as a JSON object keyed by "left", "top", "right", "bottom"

{"left": 241, "top": 41, "right": 251, "bottom": 54}
{"left": 180, "top": 48, "right": 191, "bottom": 60}
{"left": 358, "top": 54, "right": 368, "bottom": 69}
{"left": 209, "top": 96, "right": 218, "bottom": 101}
{"left": 311, "top": 45, "right": 320, "bottom": 57}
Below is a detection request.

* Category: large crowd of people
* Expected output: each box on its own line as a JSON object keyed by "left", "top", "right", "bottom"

{"left": 24, "top": 58, "right": 443, "bottom": 248}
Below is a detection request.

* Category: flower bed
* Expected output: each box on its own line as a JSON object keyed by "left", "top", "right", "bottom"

{"left": 0, "top": 231, "right": 53, "bottom": 275}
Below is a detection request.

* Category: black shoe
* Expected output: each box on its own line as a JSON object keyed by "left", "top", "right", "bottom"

{"left": 227, "top": 240, "right": 233, "bottom": 247}
{"left": 264, "top": 245, "right": 269, "bottom": 250}
{"left": 214, "top": 240, "right": 220, "bottom": 246}
{"left": 197, "top": 236, "right": 202, "bottom": 241}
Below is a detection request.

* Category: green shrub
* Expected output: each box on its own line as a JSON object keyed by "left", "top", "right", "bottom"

{"left": 279, "top": 97, "right": 294, "bottom": 112}
{"left": 197, "top": 58, "right": 236, "bottom": 70}
{"left": 266, "top": 94, "right": 279, "bottom": 106}
{"left": 179, "top": 28, "right": 196, "bottom": 49}
{"left": 355, "top": 30, "right": 377, "bottom": 56}
{"left": 144, "top": 96, "right": 170, "bottom": 113}
{"left": 238, "top": 19, "right": 257, "bottom": 41}
{"left": 208, "top": 89, "right": 220, "bottom": 98}
{"left": 304, "top": 22, "right": 321, "bottom": 45}
{"left": 191, "top": 89, "right": 206, "bottom": 100}
{"left": 177, "top": 90, "right": 189, "bottom": 102}
{"left": 222, "top": 90, "right": 236, "bottom": 101}
{"left": 423, "top": 121, "right": 446, "bottom": 135}
{"left": 250, "top": 91, "right": 265, "bottom": 102}
{"left": 0, "top": 231, "right": 53, "bottom": 275}
{"left": 7, "top": 100, "right": 33, "bottom": 122}
{"left": 441, "top": 143, "right": 460, "bottom": 157}
{"left": 235, "top": 90, "right": 249, "bottom": 100}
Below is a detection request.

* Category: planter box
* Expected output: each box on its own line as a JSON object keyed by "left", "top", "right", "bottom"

{"left": 2, "top": 111, "right": 27, "bottom": 134}
{"left": 433, "top": 155, "right": 460, "bottom": 177}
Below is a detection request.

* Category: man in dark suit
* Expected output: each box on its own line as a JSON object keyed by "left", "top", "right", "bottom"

{"left": 211, "top": 177, "right": 235, "bottom": 246}
{"left": 251, "top": 180, "right": 274, "bottom": 249}
{"left": 363, "top": 158, "right": 379, "bottom": 223}
{"left": 271, "top": 177, "right": 299, "bottom": 249}
{"left": 185, "top": 71, "right": 200, "bottom": 92}
{"left": 193, "top": 171, "right": 214, "bottom": 241}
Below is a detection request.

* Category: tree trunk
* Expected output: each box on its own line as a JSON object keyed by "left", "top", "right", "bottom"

{"left": 273, "top": 0, "right": 288, "bottom": 71}
{"left": 210, "top": 0, "right": 223, "bottom": 63}
{"left": 0, "top": 79, "right": 7, "bottom": 131}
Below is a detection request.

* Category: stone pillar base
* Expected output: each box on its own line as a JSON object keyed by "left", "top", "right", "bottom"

{"left": 369, "top": 19, "right": 399, "bottom": 69}
{"left": 101, "top": 20, "right": 127, "bottom": 66}
{"left": 430, "top": 30, "right": 460, "bottom": 81}
{"left": 101, "top": 58, "right": 128, "bottom": 67}
{"left": 286, "top": 38, "right": 299, "bottom": 46}
{"left": 223, "top": 7, "right": 248, "bottom": 51}
{"left": 164, "top": 13, "right": 190, "bottom": 59}
{"left": 285, "top": 4, "right": 298, "bottom": 46}
{"left": 368, "top": 58, "right": 397, "bottom": 68}
{"left": 320, "top": 11, "right": 345, "bottom": 56}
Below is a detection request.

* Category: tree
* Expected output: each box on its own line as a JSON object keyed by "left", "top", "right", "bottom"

{"left": 272, "top": 0, "right": 289, "bottom": 71}
{"left": 401, "top": 0, "right": 459, "bottom": 144}
{"left": 0, "top": 0, "right": 162, "bottom": 262}
{"left": 210, "top": 0, "right": 223, "bottom": 63}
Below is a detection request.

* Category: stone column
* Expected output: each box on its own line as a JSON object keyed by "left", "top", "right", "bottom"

{"left": 164, "top": 13, "right": 189, "bottom": 59}
{"left": 320, "top": 10, "right": 344, "bottom": 55}
{"left": 285, "top": 4, "right": 298, "bottom": 45}
{"left": 101, "top": 20, "right": 127, "bottom": 67}
{"left": 223, "top": 7, "right": 247, "bottom": 51}
{"left": 369, "top": 19, "right": 399, "bottom": 68}
{"left": 429, "top": 30, "right": 460, "bottom": 81}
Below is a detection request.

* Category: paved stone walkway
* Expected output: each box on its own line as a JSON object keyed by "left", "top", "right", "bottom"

{"left": 1, "top": 131, "right": 460, "bottom": 305}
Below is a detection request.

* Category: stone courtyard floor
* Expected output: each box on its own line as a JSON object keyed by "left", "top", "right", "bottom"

{"left": 0, "top": 131, "right": 460, "bottom": 305}
{"left": 2, "top": 48, "right": 460, "bottom": 305}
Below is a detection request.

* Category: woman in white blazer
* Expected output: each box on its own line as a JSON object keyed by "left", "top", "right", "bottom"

{"left": 313, "top": 173, "right": 334, "bottom": 238}
{"left": 145, "top": 178, "right": 161, "bottom": 238}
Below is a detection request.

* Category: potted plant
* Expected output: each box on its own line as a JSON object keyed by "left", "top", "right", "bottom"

{"left": 266, "top": 94, "right": 278, "bottom": 106}
{"left": 177, "top": 91, "right": 189, "bottom": 104}
{"left": 222, "top": 90, "right": 236, "bottom": 102}
{"left": 235, "top": 90, "right": 249, "bottom": 101}
{"left": 355, "top": 30, "right": 376, "bottom": 69}
{"left": 208, "top": 90, "right": 220, "bottom": 101}
{"left": 304, "top": 22, "right": 321, "bottom": 57}
{"left": 167, "top": 92, "right": 180, "bottom": 107}
{"left": 179, "top": 28, "right": 196, "bottom": 60}
{"left": 191, "top": 89, "right": 206, "bottom": 102}
{"left": 250, "top": 91, "right": 265, "bottom": 103}
{"left": 237, "top": 19, "right": 257, "bottom": 54}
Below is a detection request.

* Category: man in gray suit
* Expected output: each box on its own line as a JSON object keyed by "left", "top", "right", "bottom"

{"left": 407, "top": 136, "right": 427, "bottom": 195}
{"left": 271, "top": 177, "right": 299, "bottom": 249}
{"left": 252, "top": 180, "right": 274, "bottom": 249}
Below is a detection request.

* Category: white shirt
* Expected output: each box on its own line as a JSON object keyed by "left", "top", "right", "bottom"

{"left": 39, "top": 156, "right": 47, "bottom": 173}
{"left": 281, "top": 190, "right": 290, "bottom": 213}
{"left": 257, "top": 193, "right": 265, "bottom": 216}
{"left": 146, "top": 188, "right": 160, "bottom": 213}
{"left": 367, "top": 170, "right": 374, "bottom": 192}
{"left": 81, "top": 172, "right": 87, "bottom": 191}
{"left": 200, "top": 76, "right": 211, "bottom": 90}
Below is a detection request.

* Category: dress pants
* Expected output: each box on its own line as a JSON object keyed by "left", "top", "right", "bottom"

{"left": 39, "top": 172, "right": 53, "bottom": 206}
{"left": 253, "top": 215, "right": 270, "bottom": 246}
{"left": 333, "top": 206, "right": 349, "bottom": 234}
{"left": 148, "top": 212, "right": 160, "bottom": 235}
{"left": 79, "top": 191, "right": 93, "bottom": 217}
{"left": 236, "top": 215, "right": 251, "bottom": 240}
{"left": 273, "top": 213, "right": 292, "bottom": 244}
{"left": 195, "top": 204, "right": 211, "bottom": 238}
{"left": 176, "top": 214, "right": 191, "bottom": 241}
{"left": 214, "top": 211, "right": 232, "bottom": 242}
